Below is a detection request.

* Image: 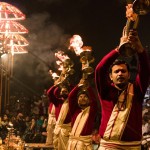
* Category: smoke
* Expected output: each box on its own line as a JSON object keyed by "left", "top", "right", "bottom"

{"left": 13, "top": 12, "right": 71, "bottom": 92}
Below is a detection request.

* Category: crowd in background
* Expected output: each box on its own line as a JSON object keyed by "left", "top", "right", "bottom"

{"left": 142, "top": 85, "right": 150, "bottom": 136}
{"left": 0, "top": 89, "right": 49, "bottom": 144}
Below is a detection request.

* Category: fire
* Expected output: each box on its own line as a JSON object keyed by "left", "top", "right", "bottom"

{"left": 69, "top": 35, "right": 83, "bottom": 55}
{"left": 69, "top": 35, "right": 92, "bottom": 56}
{"left": 126, "top": 4, "right": 138, "bottom": 21}
{"left": 56, "top": 60, "right": 63, "bottom": 71}
{"left": 55, "top": 51, "right": 69, "bottom": 62}
{"left": 82, "top": 46, "right": 92, "bottom": 52}
{"left": 49, "top": 70, "right": 59, "bottom": 79}
{"left": 55, "top": 51, "right": 73, "bottom": 74}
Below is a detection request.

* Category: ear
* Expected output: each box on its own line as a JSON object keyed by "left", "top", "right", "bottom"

{"left": 109, "top": 73, "right": 112, "bottom": 81}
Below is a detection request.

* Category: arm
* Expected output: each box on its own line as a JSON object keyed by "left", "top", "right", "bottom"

{"left": 47, "top": 85, "right": 61, "bottom": 106}
{"left": 68, "top": 85, "right": 80, "bottom": 115}
{"left": 87, "top": 86, "right": 99, "bottom": 126}
{"left": 95, "top": 49, "right": 119, "bottom": 98}
{"left": 87, "top": 86, "right": 98, "bottom": 107}
{"left": 54, "top": 86, "right": 60, "bottom": 98}
{"left": 127, "top": 30, "right": 150, "bottom": 94}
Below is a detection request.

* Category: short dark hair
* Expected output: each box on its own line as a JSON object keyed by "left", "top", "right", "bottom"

{"left": 60, "top": 85, "right": 70, "bottom": 91}
{"left": 109, "top": 59, "right": 130, "bottom": 73}
{"left": 77, "top": 90, "right": 89, "bottom": 98}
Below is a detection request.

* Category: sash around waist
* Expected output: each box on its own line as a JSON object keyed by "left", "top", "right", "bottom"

{"left": 49, "top": 114, "right": 55, "bottom": 117}
{"left": 54, "top": 122, "right": 71, "bottom": 135}
{"left": 57, "top": 122, "right": 71, "bottom": 128}
{"left": 101, "top": 138, "right": 141, "bottom": 147}
{"left": 48, "top": 114, "right": 56, "bottom": 124}
{"left": 69, "top": 135, "right": 92, "bottom": 143}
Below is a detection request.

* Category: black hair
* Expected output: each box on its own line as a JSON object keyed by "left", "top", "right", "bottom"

{"left": 77, "top": 90, "right": 89, "bottom": 98}
{"left": 109, "top": 59, "right": 130, "bottom": 73}
{"left": 60, "top": 85, "right": 70, "bottom": 92}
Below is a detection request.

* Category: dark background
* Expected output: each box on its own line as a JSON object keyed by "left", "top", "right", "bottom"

{"left": 2, "top": 0, "right": 150, "bottom": 96}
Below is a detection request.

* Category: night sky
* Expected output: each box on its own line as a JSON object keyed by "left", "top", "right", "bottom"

{"left": 2, "top": 0, "right": 150, "bottom": 96}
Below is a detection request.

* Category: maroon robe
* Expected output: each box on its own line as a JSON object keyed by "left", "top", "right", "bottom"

{"left": 48, "top": 102, "right": 54, "bottom": 114}
{"left": 95, "top": 49, "right": 150, "bottom": 141}
{"left": 47, "top": 85, "right": 71, "bottom": 123}
{"left": 68, "top": 86, "right": 98, "bottom": 135}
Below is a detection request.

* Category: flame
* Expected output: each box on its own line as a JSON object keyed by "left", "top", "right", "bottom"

{"left": 82, "top": 46, "right": 92, "bottom": 52}
{"left": 126, "top": 4, "right": 138, "bottom": 21}
{"left": 49, "top": 70, "right": 59, "bottom": 79}
{"left": 52, "top": 72, "right": 59, "bottom": 79}
{"left": 56, "top": 60, "right": 62, "bottom": 66}
{"left": 69, "top": 35, "right": 84, "bottom": 55}
{"left": 55, "top": 51, "right": 69, "bottom": 62}
{"left": 56, "top": 60, "right": 63, "bottom": 71}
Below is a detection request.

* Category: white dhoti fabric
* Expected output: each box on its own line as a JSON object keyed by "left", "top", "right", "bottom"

{"left": 67, "top": 107, "right": 93, "bottom": 150}
{"left": 98, "top": 138, "right": 141, "bottom": 150}
{"left": 98, "top": 84, "right": 142, "bottom": 150}
{"left": 53, "top": 123, "right": 71, "bottom": 150}
{"left": 46, "top": 114, "right": 56, "bottom": 145}
{"left": 67, "top": 135, "right": 93, "bottom": 150}
{"left": 53, "top": 100, "right": 71, "bottom": 150}
{"left": 46, "top": 104, "right": 56, "bottom": 145}
{"left": 103, "top": 83, "right": 134, "bottom": 140}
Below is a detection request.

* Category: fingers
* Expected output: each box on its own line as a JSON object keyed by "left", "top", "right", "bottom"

{"left": 122, "top": 26, "right": 127, "bottom": 37}
{"left": 127, "top": 30, "right": 144, "bottom": 53}
{"left": 119, "top": 29, "right": 139, "bottom": 48}
{"left": 127, "top": 30, "right": 138, "bottom": 42}
{"left": 128, "top": 29, "right": 138, "bottom": 36}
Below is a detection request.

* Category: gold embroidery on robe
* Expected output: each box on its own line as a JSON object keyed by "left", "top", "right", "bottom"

{"left": 103, "top": 83, "right": 134, "bottom": 140}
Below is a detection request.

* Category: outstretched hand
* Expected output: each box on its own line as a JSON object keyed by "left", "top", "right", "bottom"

{"left": 127, "top": 30, "right": 144, "bottom": 53}
{"left": 119, "top": 28, "right": 144, "bottom": 54}
{"left": 78, "top": 78, "right": 89, "bottom": 89}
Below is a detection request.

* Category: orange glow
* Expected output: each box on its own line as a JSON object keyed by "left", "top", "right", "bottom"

{"left": 69, "top": 35, "right": 83, "bottom": 55}
{"left": 55, "top": 51, "right": 69, "bottom": 62}
{"left": 0, "top": 2, "right": 25, "bottom": 21}
{"left": 126, "top": 4, "right": 138, "bottom": 21}
{"left": 56, "top": 60, "right": 63, "bottom": 71}
{"left": 49, "top": 70, "right": 59, "bottom": 79}
{"left": 0, "top": 20, "right": 28, "bottom": 34}
{"left": 0, "top": 2, "right": 29, "bottom": 54}
{"left": 0, "top": 34, "right": 29, "bottom": 47}
{"left": 69, "top": 35, "right": 92, "bottom": 56}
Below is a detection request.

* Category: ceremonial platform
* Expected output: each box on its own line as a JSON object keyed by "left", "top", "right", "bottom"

{"left": 25, "top": 143, "right": 54, "bottom": 150}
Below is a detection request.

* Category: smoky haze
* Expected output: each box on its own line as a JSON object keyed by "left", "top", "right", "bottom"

{"left": 12, "top": 12, "right": 71, "bottom": 95}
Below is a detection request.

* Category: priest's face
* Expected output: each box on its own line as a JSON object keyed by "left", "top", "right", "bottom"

{"left": 78, "top": 93, "right": 90, "bottom": 109}
{"left": 60, "top": 87, "right": 69, "bottom": 99}
{"left": 109, "top": 64, "right": 130, "bottom": 89}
